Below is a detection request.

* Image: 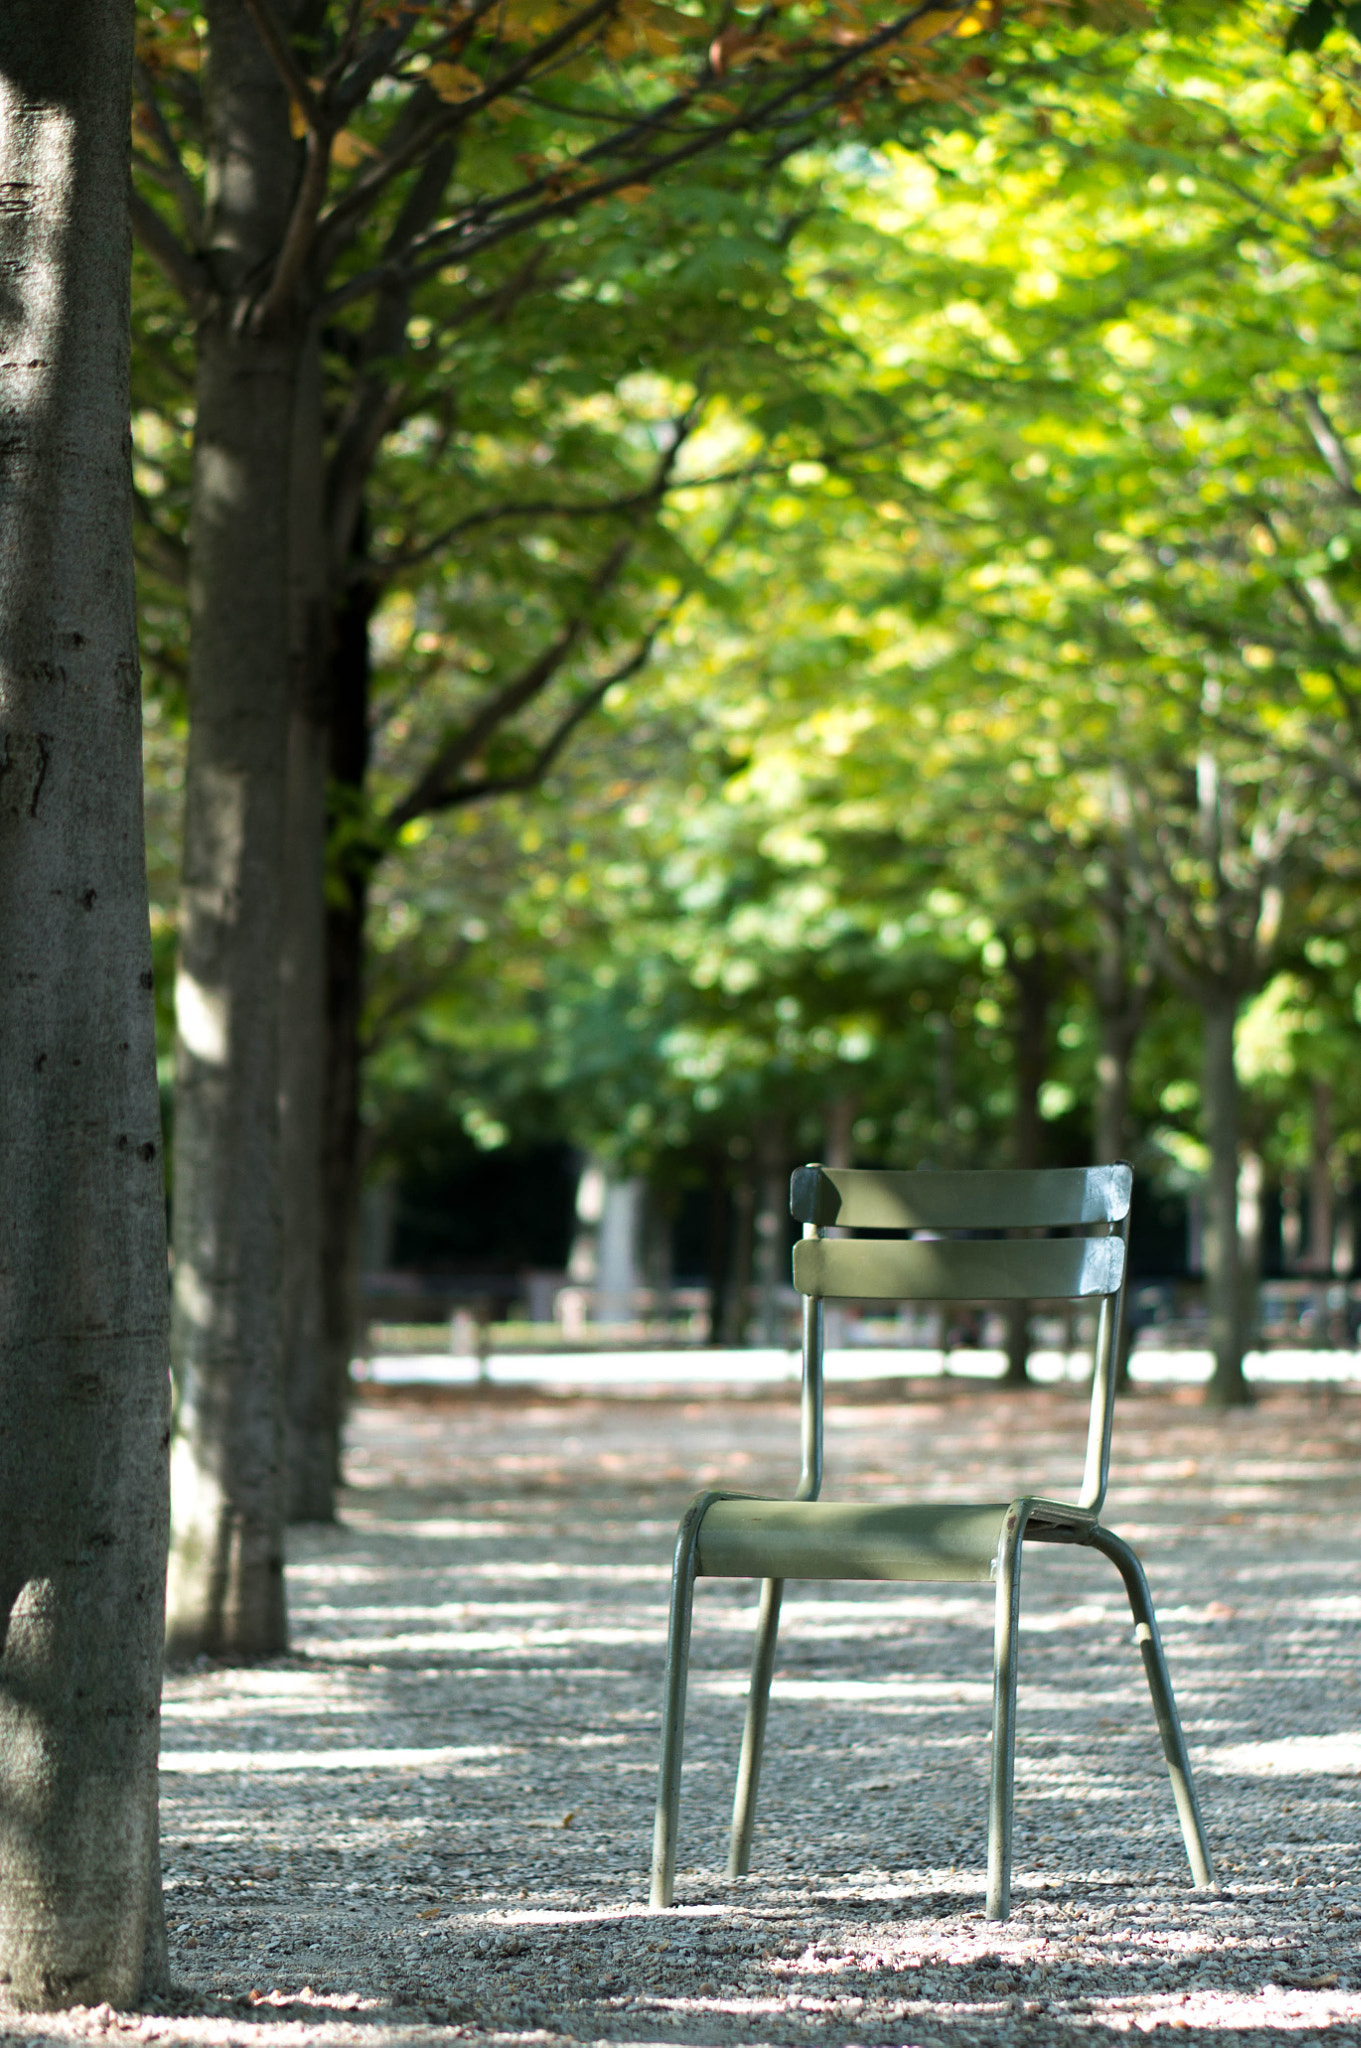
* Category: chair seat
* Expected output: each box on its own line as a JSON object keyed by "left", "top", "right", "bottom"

{"left": 693, "top": 1495, "right": 1095, "bottom": 1585}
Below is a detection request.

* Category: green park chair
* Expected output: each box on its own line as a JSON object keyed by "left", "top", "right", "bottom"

{"left": 650, "top": 1162, "right": 1214, "bottom": 1920}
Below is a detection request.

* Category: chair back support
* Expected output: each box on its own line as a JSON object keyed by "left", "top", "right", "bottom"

{"left": 791, "top": 1163, "right": 1132, "bottom": 1231}
{"left": 790, "top": 1162, "right": 1131, "bottom": 1516}
{"left": 793, "top": 1233, "right": 1125, "bottom": 1304}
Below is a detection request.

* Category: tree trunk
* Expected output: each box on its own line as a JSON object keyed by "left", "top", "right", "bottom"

{"left": 1201, "top": 988, "right": 1250, "bottom": 1405}
{"left": 166, "top": 4, "right": 303, "bottom": 1656}
{"left": 1281, "top": 1170, "right": 1301, "bottom": 1272}
{"left": 721, "top": 1171, "right": 756, "bottom": 1346}
{"left": 314, "top": 568, "right": 378, "bottom": 1508}
{"left": 1003, "top": 948, "right": 1048, "bottom": 1387}
{"left": 752, "top": 1117, "right": 787, "bottom": 1346}
{"left": 1304, "top": 1078, "right": 1334, "bottom": 1274}
{"left": 1091, "top": 881, "right": 1146, "bottom": 1385}
{"left": 280, "top": 337, "right": 333, "bottom": 1523}
{"left": 822, "top": 1093, "right": 856, "bottom": 1172}
{"left": 0, "top": 1, "right": 171, "bottom": 2002}
{"left": 1092, "top": 882, "right": 1145, "bottom": 1165}
{"left": 1237, "top": 1147, "right": 1263, "bottom": 1362}
{"left": 705, "top": 1151, "right": 731, "bottom": 1346}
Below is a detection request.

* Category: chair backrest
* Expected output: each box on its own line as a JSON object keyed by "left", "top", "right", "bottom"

{"left": 791, "top": 1163, "right": 1132, "bottom": 1232}
{"left": 788, "top": 1163, "right": 1132, "bottom": 1516}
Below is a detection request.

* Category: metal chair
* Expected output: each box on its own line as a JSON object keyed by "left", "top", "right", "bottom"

{"left": 650, "top": 1162, "right": 1213, "bottom": 1919}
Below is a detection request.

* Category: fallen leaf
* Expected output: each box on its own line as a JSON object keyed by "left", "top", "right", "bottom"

{"left": 417, "top": 1907, "right": 443, "bottom": 1920}
{"left": 561, "top": 1810, "right": 575, "bottom": 1827}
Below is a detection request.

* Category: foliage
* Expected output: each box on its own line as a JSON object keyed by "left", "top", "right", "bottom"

{"left": 352, "top": 3, "right": 1361, "bottom": 1251}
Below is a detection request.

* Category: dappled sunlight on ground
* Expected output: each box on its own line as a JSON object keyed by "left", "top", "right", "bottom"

{"left": 9, "top": 1381, "right": 1359, "bottom": 2046}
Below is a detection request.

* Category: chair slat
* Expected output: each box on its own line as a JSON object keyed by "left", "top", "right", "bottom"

{"left": 792, "top": 1233, "right": 1126, "bottom": 1303}
{"left": 696, "top": 1499, "right": 1009, "bottom": 1583}
{"left": 790, "top": 1163, "right": 1132, "bottom": 1230}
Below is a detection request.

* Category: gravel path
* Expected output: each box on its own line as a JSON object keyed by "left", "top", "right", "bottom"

{"left": 21, "top": 1381, "right": 1361, "bottom": 2046}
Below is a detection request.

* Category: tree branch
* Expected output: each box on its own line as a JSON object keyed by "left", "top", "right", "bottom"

{"left": 133, "top": 490, "right": 190, "bottom": 589}
{"left": 385, "top": 553, "right": 624, "bottom": 832}
{"left": 250, "top": 126, "right": 334, "bottom": 333}
{"left": 133, "top": 59, "right": 204, "bottom": 242}
{"left": 240, "top": 0, "right": 324, "bottom": 129}
{"left": 1297, "top": 568, "right": 1361, "bottom": 658}
{"left": 1299, "top": 389, "right": 1361, "bottom": 505}
{"left": 331, "top": 7, "right": 418, "bottom": 114}
{"left": 319, "top": 0, "right": 948, "bottom": 291}
{"left": 325, "top": 142, "right": 466, "bottom": 572}
{"left": 314, "top": 0, "right": 624, "bottom": 266}
{"left": 129, "top": 187, "right": 211, "bottom": 311}
{"left": 413, "top": 629, "right": 662, "bottom": 817}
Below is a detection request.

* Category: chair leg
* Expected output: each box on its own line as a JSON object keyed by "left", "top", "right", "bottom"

{"left": 650, "top": 1494, "right": 715, "bottom": 1908}
{"left": 986, "top": 1506, "right": 1027, "bottom": 1921}
{"left": 1086, "top": 1525, "right": 1214, "bottom": 1890}
{"left": 729, "top": 1576, "right": 784, "bottom": 1877}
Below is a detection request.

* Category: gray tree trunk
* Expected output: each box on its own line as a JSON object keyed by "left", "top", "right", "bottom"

{"left": 1304, "top": 1078, "right": 1334, "bottom": 1273}
{"left": 280, "top": 337, "right": 334, "bottom": 1524}
{"left": 1092, "top": 879, "right": 1146, "bottom": 1166}
{"left": 1201, "top": 988, "right": 1250, "bottom": 1405}
{"left": 821, "top": 1094, "right": 856, "bottom": 1172}
{"left": 313, "top": 566, "right": 378, "bottom": 1514}
{"left": 721, "top": 1172, "right": 756, "bottom": 1346}
{"left": 1003, "top": 948, "right": 1048, "bottom": 1387}
{"left": 166, "top": 1, "right": 303, "bottom": 1656}
{"left": 751, "top": 1117, "right": 787, "bottom": 1347}
{"left": 0, "top": 0, "right": 171, "bottom": 2004}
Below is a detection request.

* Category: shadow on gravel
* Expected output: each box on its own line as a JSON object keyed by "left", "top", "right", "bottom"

{"left": 134, "top": 1385, "right": 1361, "bottom": 2047}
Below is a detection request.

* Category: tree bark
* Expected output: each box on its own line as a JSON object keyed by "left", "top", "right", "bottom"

{"left": 1304, "top": 1078, "right": 1334, "bottom": 1274}
{"left": 314, "top": 566, "right": 378, "bottom": 1512}
{"left": 280, "top": 336, "right": 333, "bottom": 1523}
{"left": 752, "top": 1117, "right": 787, "bottom": 1347}
{"left": 822, "top": 1094, "right": 856, "bottom": 1172}
{"left": 166, "top": 1, "right": 303, "bottom": 1656}
{"left": 1003, "top": 947, "right": 1048, "bottom": 1387}
{"left": 1091, "top": 879, "right": 1146, "bottom": 1384}
{"left": 1237, "top": 1147, "right": 1263, "bottom": 1362}
{"left": 721, "top": 1171, "right": 756, "bottom": 1346}
{"left": 1092, "top": 880, "right": 1146, "bottom": 1166}
{"left": 0, "top": 0, "right": 171, "bottom": 2003}
{"left": 705, "top": 1151, "right": 732, "bottom": 1346}
{"left": 1201, "top": 987, "right": 1250, "bottom": 1405}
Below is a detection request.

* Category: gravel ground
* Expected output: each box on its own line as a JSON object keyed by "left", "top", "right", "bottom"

{"left": 15, "top": 1379, "right": 1361, "bottom": 2047}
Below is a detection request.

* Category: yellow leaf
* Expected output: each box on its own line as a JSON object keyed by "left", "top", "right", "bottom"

{"left": 290, "top": 98, "right": 308, "bottom": 139}
{"left": 902, "top": 5, "right": 965, "bottom": 44}
{"left": 332, "top": 128, "right": 378, "bottom": 167}
{"left": 499, "top": 0, "right": 578, "bottom": 42}
{"left": 416, "top": 1907, "right": 443, "bottom": 1920}
{"left": 952, "top": 0, "right": 1002, "bottom": 33}
{"left": 603, "top": 2, "right": 686, "bottom": 58}
{"left": 427, "top": 61, "right": 482, "bottom": 103}
{"left": 617, "top": 183, "right": 652, "bottom": 202}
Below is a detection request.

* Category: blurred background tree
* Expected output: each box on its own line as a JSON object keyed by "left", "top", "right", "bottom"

{"left": 131, "top": 0, "right": 1361, "bottom": 1642}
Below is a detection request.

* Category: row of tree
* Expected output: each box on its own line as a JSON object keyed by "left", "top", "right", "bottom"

{"left": 3, "top": 0, "right": 1359, "bottom": 2012}
{"left": 352, "top": 5, "right": 1361, "bottom": 1407}
{"left": 132, "top": 0, "right": 1197, "bottom": 1666}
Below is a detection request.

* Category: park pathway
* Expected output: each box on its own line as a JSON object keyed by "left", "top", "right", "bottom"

{"left": 26, "top": 1381, "right": 1361, "bottom": 2046}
